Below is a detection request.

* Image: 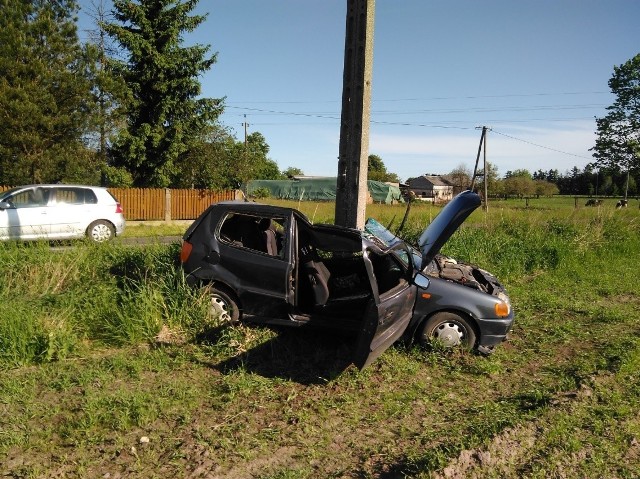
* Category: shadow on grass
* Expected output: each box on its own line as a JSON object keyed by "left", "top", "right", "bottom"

{"left": 199, "top": 326, "right": 355, "bottom": 385}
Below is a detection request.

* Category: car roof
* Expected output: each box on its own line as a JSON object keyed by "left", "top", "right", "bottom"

{"left": 185, "top": 200, "right": 363, "bottom": 244}
{"left": 212, "top": 201, "right": 312, "bottom": 220}
{"left": 0, "top": 184, "right": 117, "bottom": 204}
{"left": 6, "top": 184, "right": 108, "bottom": 190}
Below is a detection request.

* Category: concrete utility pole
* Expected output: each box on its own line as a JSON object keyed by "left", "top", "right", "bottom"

{"left": 335, "top": 0, "right": 375, "bottom": 229}
{"left": 470, "top": 126, "right": 490, "bottom": 211}
{"left": 483, "top": 128, "right": 488, "bottom": 212}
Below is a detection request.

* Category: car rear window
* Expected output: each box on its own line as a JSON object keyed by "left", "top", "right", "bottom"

{"left": 55, "top": 188, "right": 98, "bottom": 205}
{"left": 219, "top": 212, "right": 286, "bottom": 257}
{"left": 106, "top": 191, "right": 120, "bottom": 203}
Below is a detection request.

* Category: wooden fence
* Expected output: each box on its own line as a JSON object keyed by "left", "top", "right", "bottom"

{"left": 0, "top": 186, "right": 239, "bottom": 221}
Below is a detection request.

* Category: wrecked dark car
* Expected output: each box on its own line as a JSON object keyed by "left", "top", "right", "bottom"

{"left": 180, "top": 190, "right": 514, "bottom": 368}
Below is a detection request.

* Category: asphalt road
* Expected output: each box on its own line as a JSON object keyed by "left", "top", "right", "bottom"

{"left": 117, "top": 235, "right": 183, "bottom": 245}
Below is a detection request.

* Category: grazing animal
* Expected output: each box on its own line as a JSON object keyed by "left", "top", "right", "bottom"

{"left": 585, "top": 199, "right": 604, "bottom": 207}
{"left": 615, "top": 199, "right": 628, "bottom": 209}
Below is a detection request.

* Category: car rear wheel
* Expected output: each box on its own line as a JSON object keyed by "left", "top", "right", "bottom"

{"left": 208, "top": 287, "right": 240, "bottom": 324}
{"left": 87, "top": 220, "right": 115, "bottom": 242}
{"left": 419, "top": 312, "right": 477, "bottom": 350}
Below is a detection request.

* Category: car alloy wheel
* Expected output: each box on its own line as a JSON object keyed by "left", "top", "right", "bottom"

{"left": 87, "top": 220, "right": 114, "bottom": 242}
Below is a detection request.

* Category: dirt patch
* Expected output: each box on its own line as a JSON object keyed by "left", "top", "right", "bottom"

{"left": 433, "top": 423, "right": 539, "bottom": 479}
{"left": 155, "top": 324, "right": 187, "bottom": 345}
{"left": 198, "top": 445, "right": 298, "bottom": 479}
{"left": 431, "top": 372, "right": 640, "bottom": 479}
{"left": 607, "top": 293, "right": 640, "bottom": 305}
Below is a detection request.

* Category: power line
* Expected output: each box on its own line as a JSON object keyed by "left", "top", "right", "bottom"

{"left": 227, "top": 106, "right": 470, "bottom": 128}
{"left": 224, "top": 90, "right": 611, "bottom": 105}
{"left": 369, "top": 119, "right": 472, "bottom": 130}
{"left": 226, "top": 105, "right": 340, "bottom": 120}
{"left": 491, "top": 129, "right": 593, "bottom": 160}
{"left": 226, "top": 104, "right": 603, "bottom": 121}
{"left": 225, "top": 106, "right": 597, "bottom": 161}
{"left": 240, "top": 116, "right": 599, "bottom": 125}
{"left": 369, "top": 104, "right": 607, "bottom": 115}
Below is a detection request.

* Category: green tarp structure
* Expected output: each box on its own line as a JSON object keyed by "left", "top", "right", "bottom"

{"left": 246, "top": 178, "right": 404, "bottom": 204}
{"left": 367, "top": 180, "right": 404, "bottom": 204}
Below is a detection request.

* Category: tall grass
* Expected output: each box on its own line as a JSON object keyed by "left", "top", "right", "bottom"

{"left": 0, "top": 241, "right": 209, "bottom": 367}
{"left": 1, "top": 200, "right": 637, "bottom": 368}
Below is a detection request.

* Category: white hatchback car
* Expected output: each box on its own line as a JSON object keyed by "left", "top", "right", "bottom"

{"left": 0, "top": 185, "right": 126, "bottom": 242}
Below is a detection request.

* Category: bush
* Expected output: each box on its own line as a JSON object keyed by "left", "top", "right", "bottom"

{"left": 251, "top": 187, "right": 271, "bottom": 199}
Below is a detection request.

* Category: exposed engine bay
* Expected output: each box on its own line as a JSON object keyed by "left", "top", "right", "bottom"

{"left": 424, "top": 254, "right": 507, "bottom": 298}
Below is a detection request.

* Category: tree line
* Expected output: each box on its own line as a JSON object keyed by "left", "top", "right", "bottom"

{"left": 445, "top": 163, "right": 638, "bottom": 198}
{"left": 531, "top": 166, "right": 637, "bottom": 197}
{"left": 0, "top": 0, "right": 288, "bottom": 189}
{"left": 491, "top": 166, "right": 638, "bottom": 198}
{"left": 0, "top": 1, "right": 638, "bottom": 194}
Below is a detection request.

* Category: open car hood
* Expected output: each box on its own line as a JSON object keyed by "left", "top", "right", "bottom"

{"left": 418, "top": 190, "right": 482, "bottom": 268}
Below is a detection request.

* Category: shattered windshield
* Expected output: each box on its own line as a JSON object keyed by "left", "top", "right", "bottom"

{"left": 364, "top": 218, "right": 422, "bottom": 269}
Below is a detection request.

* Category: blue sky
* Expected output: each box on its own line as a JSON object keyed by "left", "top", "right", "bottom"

{"left": 78, "top": 0, "right": 640, "bottom": 182}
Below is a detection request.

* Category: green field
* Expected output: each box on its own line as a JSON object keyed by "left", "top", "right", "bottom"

{"left": 1, "top": 197, "right": 639, "bottom": 478}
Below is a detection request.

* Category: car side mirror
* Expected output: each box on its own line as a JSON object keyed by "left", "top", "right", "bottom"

{"left": 0, "top": 201, "right": 12, "bottom": 210}
{"left": 413, "top": 272, "right": 430, "bottom": 289}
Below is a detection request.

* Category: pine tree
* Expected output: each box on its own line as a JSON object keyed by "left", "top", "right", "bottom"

{"left": 104, "top": 0, "right": 223, "bottom": 187}
{"left": 0, "top": 0, "right": 96, "bottom": 185}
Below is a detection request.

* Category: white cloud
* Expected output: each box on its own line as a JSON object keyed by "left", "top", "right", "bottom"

{"left": 370, "top": 120, "right": 596, "bottom": 179}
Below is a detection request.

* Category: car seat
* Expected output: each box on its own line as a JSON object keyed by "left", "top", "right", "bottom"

{"left": 300, "top": 245, "right": 331, "bottom": 306}
{"left": 259, "top": 218, "right": 278, "bottom": 256}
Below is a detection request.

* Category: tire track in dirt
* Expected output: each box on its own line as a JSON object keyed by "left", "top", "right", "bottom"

{"left": 433, "top": 374, "right": 640, "bottom": 479}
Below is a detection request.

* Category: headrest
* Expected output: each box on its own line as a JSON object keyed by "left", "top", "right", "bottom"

{"left": 258, "top": 218, "right": 272, "bottom": 231}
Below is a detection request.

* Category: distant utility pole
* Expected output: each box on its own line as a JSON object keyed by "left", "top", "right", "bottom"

{"left": 335, "top": 0, "right": 375, "bottom": 229}
{"left": 242, "top": 114, "right": 249, "bottom": 148}
{"left": 470, "top": 126, "right": 490, "bottom": 212}
{"left": 483, "top": 127, "right": 488, "bottom": 212}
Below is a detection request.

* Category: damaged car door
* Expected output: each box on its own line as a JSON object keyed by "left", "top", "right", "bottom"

{"left": 353, "top": 243, "right": 418, "bottom": 369}
{"left": 214, "top": 210, "right": 295, "bottom": 319}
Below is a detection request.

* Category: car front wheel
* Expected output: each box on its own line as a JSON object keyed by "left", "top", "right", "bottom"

{"left": 87, "top": 220, "right": 115, "bottom": 242}
{"left": 208, "top": 287, "right": 240, "bottom": 324}
{"left": 419, "top": 312, "right": 477, "bottom": 350}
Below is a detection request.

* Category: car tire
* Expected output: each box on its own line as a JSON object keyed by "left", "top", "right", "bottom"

{"left": 419, "top": 311, "right": 477, "bottom": 350}
{"left": 87, "top": 220, "right": 115, "bottom": 242}
{"left": 208, "top": 286, "right": 241, "bottom": 324}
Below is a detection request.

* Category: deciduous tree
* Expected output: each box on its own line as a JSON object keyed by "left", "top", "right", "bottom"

{"left": 504, "top": 169, "right": 533, "bottom": 180}
{"left": 175, "top": 128, "right": 282, "bottom": 189}
{"left": 283, "top": 166, "right": 304, "bottom": 178}
{"left": 367, "top": 154, "right": 400, "bottom": 183}
{"left": 533, "top": 179, "right": 559, "bottom": 197}
{"left": 480, "top": 161, "right": 501, "bottom": 196}
{"left": 502, "top": 169, "right": 536, "bottom": 197}
{"left": 592, "top": 53, "right": 640, "bottom": 190}
{"left": 447, "top": 163, "right": 471, "bottom": 191}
